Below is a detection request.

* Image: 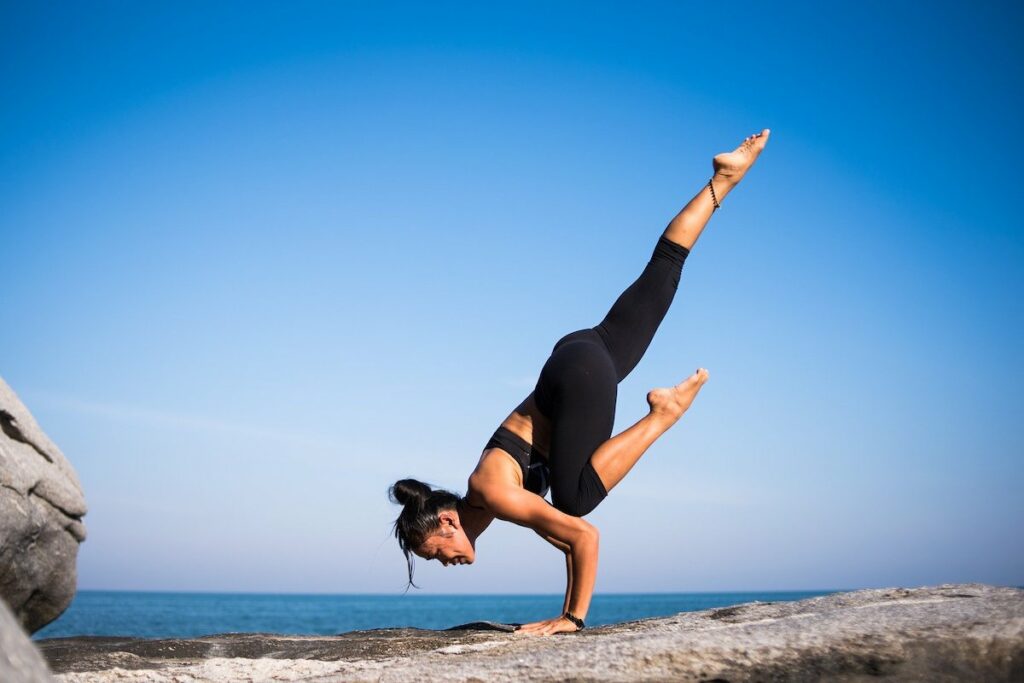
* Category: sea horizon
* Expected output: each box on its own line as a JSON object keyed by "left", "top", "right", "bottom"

{"left": 61, "top": 586, "right": 850, "bottom": 597}
{"left": 34, "top": 588, "right": 846, "bottom": 640}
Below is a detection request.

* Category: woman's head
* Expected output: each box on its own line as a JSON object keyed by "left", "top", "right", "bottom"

{"left": 388, "top": 478, "right": 475, "bottom": 588}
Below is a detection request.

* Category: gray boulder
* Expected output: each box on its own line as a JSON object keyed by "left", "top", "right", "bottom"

{"left": 0, "top": 597, "right": 54, "bottom": 682}
{"left": 0, "top": 376, "right": 87, "bottom": 634}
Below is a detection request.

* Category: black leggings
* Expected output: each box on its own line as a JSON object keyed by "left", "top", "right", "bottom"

{"left": 534, "top": 235, "right": 690, "bottom": 517}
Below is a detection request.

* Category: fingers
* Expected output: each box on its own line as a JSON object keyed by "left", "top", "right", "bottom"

{"left": 519, "top": 627, "right": 554, "bottom": 636}
{"left": 514, "top": 620, "right": 545, "bottom": 635}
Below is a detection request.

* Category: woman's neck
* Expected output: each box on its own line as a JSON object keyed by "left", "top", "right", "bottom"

{"left": 457, "top": 498, "right": 494, "bottom": 545}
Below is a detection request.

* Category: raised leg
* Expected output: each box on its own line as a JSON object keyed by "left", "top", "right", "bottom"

{"left": 591, "top": 129, "right": 771, "bottom": 382}
{"left": 543, "top": 130, "right": 771, "bottom": 511}
{"left": 589, "top": 129, "right": 770, "bottom": 493}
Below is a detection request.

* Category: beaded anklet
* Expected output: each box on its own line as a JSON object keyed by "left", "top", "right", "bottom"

{"left": 708, "top": 177, "right": 721, "bottom": 211}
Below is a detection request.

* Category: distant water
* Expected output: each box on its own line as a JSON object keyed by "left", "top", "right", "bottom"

{"left": 34, "top": 590, "right": 836, "bottom": 640}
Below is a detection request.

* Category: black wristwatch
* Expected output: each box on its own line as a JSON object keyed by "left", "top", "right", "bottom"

{"left": 563, "top": 611, "right": 585, "bottom": 630}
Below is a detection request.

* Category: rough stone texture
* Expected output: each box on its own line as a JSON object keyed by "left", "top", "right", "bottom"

{"left": 38, "top": 584, "right": 1024, "bottom": 682}
{"left": 1, "top": 597, "right": 55, "bottom": 682}
{"left": 0, "top": 376, "right": 88, "bottom": 634}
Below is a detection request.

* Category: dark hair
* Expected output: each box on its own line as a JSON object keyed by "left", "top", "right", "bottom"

{"left": 388, "top": 478, "right": 461, "bottom": 590}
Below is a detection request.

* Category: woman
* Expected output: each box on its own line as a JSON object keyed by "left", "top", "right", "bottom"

{"left": 389, "top": 129, "right": 771, "bottom": 636}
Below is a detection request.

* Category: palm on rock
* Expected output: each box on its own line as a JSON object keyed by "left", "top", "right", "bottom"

{"left": 515, "top": 615, "right": 579, "bottom": 636}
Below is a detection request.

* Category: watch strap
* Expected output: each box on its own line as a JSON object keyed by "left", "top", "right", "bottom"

{"left": 563, "top": 611, "right": 585, "bottom": 630}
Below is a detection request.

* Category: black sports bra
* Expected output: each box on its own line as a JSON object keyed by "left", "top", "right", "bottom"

{"left": 484, "top": 425, "right": 550, "bottom": 497}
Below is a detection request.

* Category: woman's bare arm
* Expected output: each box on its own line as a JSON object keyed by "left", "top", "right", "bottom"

{"left": 485, "top": 485, "right": 599, "bottom": 632}
{"left": 535, "top": 530, "right": 573, "bottom": 613}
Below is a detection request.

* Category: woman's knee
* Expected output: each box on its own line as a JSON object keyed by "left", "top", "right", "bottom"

{"left": 551, "top": 465, "right": 608, "bottom": 517}
{"left": 553, "top": 494, "right": 602, "bottom": 518}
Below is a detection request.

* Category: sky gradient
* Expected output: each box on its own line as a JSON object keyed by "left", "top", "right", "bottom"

{"left": 2, "top": 1, "right": 1022, "bottom": 594}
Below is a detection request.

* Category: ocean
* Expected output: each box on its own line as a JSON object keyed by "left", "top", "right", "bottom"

{"left": 34, "top": 590, "right": 837, "bottom": 640}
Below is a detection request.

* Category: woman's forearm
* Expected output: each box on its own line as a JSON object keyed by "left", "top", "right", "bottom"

{"left": 562, "top": 551, "right": 573, "bottom": 613}
{"left": 567, "top": 525, "right": 599, "bottom": 620}
{"left": 535, "top": 530, "right": 576, "bottom": 614}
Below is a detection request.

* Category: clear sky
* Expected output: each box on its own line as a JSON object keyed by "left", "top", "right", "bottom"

{"left": 2, "top": 1, "right": 1021, "bottom": 594}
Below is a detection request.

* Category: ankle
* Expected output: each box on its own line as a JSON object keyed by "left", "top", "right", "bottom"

{"left": 711, "top": 171, "right": 739, "bottom": 192}
{"left": 709, "top": 173, "right": 739, "bottom": 208}
{"left": 646, "top": 402, "right": 681, "bottom": 427}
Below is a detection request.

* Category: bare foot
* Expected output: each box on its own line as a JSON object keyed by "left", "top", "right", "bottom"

{"left": 712, "top": 129, "right": 771, "bottom": 186}
{"left": 647, "top": 368, "right": 710, "bottom": 423}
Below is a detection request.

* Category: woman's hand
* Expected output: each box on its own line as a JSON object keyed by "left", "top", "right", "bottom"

{"left": 481, "top": 485, "right": 599, "bottom": 638}
{"left": 515, "top": 614, "right": 579, "bottom": 636}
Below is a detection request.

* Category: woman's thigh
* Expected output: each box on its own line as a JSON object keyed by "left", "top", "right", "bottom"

{"left": 534, "top": 335, "right": 617, "bottom": 516}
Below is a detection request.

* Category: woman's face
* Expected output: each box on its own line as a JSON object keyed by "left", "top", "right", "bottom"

{"left": 415, "top": 510, "right": 475, "bottom": 567}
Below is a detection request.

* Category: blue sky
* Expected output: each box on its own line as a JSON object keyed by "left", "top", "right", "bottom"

{"left": 2, "top": 1, "right": 1021, "bottom": 594}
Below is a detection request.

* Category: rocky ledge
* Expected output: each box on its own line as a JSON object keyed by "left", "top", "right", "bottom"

{"left": 39, "top": 584, "right": 1024, "bottom": 682}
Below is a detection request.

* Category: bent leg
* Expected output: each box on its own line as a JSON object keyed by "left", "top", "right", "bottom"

{"left": 536, "top": 338, "right": 618, "bottom": 517}
{"left": 541, "top": 355, "right": 711, "bottom": 509}
{"left": 589, "top": 368, "right": 710, "bottom": 494}
{"left": 535, "top": 330, "right": 711, "bottom": 513}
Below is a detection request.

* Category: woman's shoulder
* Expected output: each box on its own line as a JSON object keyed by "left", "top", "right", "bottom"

{"left": 468, "top": 447, "right": 524, "bottom": 504}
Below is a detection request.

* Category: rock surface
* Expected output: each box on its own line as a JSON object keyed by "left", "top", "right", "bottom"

{"left": 0, "top": 376, "right": 88, "bottom": 634}
{"left": 38, "top": 584, "right": 1024, "bottom": 682}
{"left": 1, "top": 597, "right": 55, "bottom": 682}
